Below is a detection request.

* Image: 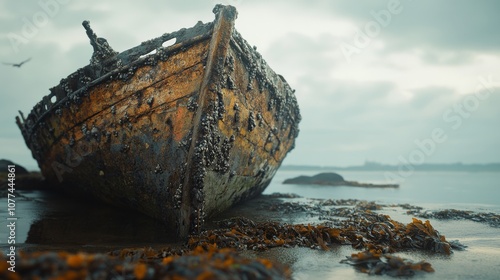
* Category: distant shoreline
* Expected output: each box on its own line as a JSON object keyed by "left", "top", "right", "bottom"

{"left": 281, "top": 162, "right": 500, "bottom": 172}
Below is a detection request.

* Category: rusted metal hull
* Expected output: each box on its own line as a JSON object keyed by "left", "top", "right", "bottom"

{"left": 16, "top": 5, "right": 300, "bottom": 238}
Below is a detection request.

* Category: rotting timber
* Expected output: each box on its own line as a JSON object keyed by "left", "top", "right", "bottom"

{"left": 16, "top": 5, "right": 301, "bottom": 238}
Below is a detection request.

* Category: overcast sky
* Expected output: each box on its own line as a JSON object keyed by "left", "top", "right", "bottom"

{"left": 1, "top": 0, "right": 499, "bottom": 169}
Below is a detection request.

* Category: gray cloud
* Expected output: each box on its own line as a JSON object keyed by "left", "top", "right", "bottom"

{"left": 324, "top": 0, "right": 500, "bottom": 52}
{"left": 1, "top": 0, "right": 499, "bottom": 169}
{"left": 419, "top": 50, "right": 475, "bottom": 66}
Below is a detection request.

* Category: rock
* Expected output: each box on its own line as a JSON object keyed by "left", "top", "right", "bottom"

{"left": 0, "top": 172, "right": 47, "bottom": 191}
{"left": 0, "top": 159, "right": 29, "bottom": 174}
{"left": 0, "top": 159, "right": 46, "bottom": 191}
{"left": 283, "top": 172, "right": 398, "bottom": 188}
{"left": 283, "top": 172, "right": 344, "bottom": 185}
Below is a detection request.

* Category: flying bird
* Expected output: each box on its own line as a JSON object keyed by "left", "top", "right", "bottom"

{"left": 2, "top": 57, "right": 31, "bottom": 68}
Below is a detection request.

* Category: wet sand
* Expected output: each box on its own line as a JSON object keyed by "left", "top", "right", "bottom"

{"left": 1, "top": 189, "right": 500, "bottom": 279}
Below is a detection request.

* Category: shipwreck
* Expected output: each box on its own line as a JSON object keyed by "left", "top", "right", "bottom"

{"left": 16, "top": 5, "right": 300, "bottom": 237}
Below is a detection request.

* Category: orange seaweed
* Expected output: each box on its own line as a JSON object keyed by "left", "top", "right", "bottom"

{"left": 133, "top": 263, "right": 147, "bottom": 280}
{"left": 196, "top": 271, "right": 215, "bottom": 280}
{"left": 66, "top": 253, "right": 86, "bottom": 268}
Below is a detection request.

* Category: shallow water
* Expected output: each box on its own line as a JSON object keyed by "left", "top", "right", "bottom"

{"left": 267, "top": 169, "right": 500, "bottom": 211}
{"left": 1, "top": 169, "right": 499, "bottom": 279}
{"left": 0, "top": 190, "right": 180, "bottom": 247}
{"left": 264, "top": 169, "right": 500, "bottom": 279}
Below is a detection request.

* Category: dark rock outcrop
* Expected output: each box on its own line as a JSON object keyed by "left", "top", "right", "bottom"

{"left": 283, "top": 172, "right": 398, "bottom": 188}
{"left": 0, "top": 159, "right": 46, "bottom": 191}
{"left": 0, "top": 159, "right": 28, "bottom": 174}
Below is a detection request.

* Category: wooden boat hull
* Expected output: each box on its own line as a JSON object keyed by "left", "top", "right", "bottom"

{"left": 16, "top": 5, "right": 300, "bottom": 238}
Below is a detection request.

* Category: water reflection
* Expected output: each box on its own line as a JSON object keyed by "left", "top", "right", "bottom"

{"left": 1, "top": 189, "right": 180, "bottom": 246}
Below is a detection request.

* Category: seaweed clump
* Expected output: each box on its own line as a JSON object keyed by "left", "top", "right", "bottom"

{"left": 340, "top": 245, "right": 434, "bottom": 277}
{"left": 189, "top": 214, "right": 456, "bottom": 256}
{"left": 413, "top": 209, "right": 500, "bottom": 228}
{"left": 0, "top": 247, "right": 291, "bottom": 280}
{"left": 185, "top": 210, "right": 462, "bottom": 277}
